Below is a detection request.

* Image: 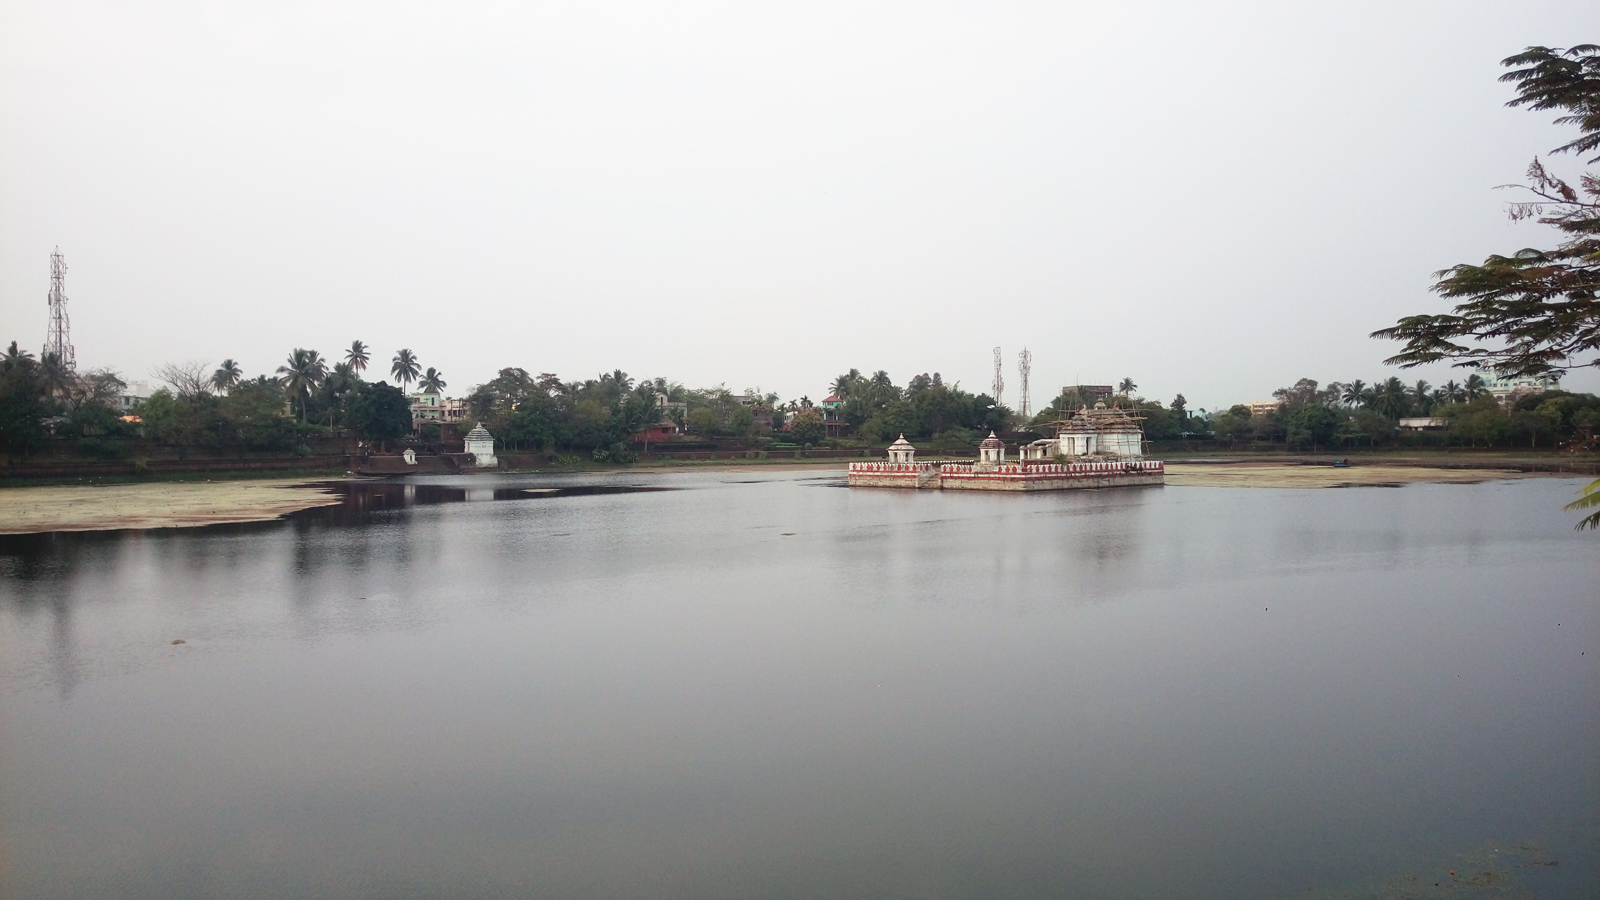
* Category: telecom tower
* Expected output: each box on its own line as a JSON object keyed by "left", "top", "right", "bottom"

{"left": 991, "top": 347, "right": 1004, "bottom": 405}
{"left": 43, "top": 247, "right": 75, "bottom": 371}
{"left": 1017, "top": 347, "right": 1032, "bottom": 419}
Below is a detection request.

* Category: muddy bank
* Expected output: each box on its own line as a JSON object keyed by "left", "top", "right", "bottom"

{"left": 0, "top": 479, "right": 346, "bottom": 534}
{"left": 1163, "top": 462, "right": 1537, "bottom": 489}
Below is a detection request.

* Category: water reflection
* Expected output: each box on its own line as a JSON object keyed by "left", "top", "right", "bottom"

{"left": 0, "top": 473, "right": 1594, "bottom": 900}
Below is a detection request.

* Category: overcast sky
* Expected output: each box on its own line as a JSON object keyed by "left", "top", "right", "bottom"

{"left": 2, "top": 1, "right": 1595, "bottom": 410}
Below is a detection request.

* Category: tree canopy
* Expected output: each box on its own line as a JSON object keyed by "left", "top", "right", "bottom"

{"left": 1374, "top": 45, "right": 1600, "bottom": 378}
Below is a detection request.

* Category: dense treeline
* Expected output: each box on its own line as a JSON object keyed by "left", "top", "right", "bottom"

{"left": 1097, "top": 375, "right": 1599, "bottom": 451}
{"left": 0, "top": 342, "right": 414, "bottom": 459}
{"left": 821, "top": 368, "right": 1011, "bottom": 441}
{"left": 1, "top": 341, "right": 138, "bottom": 458}
{"left": 7, "top": 333, "right": 1599, "bottom": 463}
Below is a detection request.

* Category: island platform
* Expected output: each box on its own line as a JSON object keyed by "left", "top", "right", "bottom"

{"left": 847, "top": 405, "right": 1165, "bottom": 492}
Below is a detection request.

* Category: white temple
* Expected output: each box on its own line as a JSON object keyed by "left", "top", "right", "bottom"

{"left": 463, "top": 423, "right": 498, "bottom": 467}
{"left": 848, "top": 422, "right": 1163, "bottom": 491}
{"left": 1019, "top": 403, "right": 1145, "bottom": 461}
{"left": 974, "top": 431, "right": 1007, "bottom": 471}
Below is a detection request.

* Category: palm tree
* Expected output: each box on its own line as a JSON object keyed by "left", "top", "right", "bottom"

{"left": 419, "top": 367, "right": 446, "bottom": 394}
{"left": 1342, "top": 380, "right": 1367, "bottom": 407}
{"left": 211, "top": 359, "right": 242, "bottom": 392}
{"left": 345, "top": 340, "right": 370, "bottom": 374}
{"left": 830, "top": 369, "right": 862, "bottom": 398}
{"left": 326, "top": 362, "right": 359, "bottom": 397}
{"left": 2, "top": 341, "right": 34, "bottom": 374}
{"left": 1440, "top": 380, "right": 1465, "bottom": 404}
{"left": 391, "top": 349, "right": 420, "bottom": 391}
{"left": 1372, "top": 376, "right": 1410, "bottom": 418}
{"left": 1464, "top": 373, "right": 1488, "bottom": 400}
{"left": 277, "top": 348, "right": 329, "bottom": 421}
{"left": 1118, "top": 377, "right": 1138, "bottom": 397}
{"left": 1410, "top": 379, "right": 1433, "bottom": 415}
{"left": 39, "top": 351, "right": 73, "bottom": 398}
{"left": 322, "top": 362, "right": 361, "bottom": 427}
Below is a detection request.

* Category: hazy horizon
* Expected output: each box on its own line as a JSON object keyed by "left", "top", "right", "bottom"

{"left": 3, "top": 1, "right": 1597, "bottom": 411}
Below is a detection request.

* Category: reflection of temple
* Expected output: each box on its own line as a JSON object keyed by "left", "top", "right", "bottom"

{"left": 848, "top": 406, "right": 1163, "bottom": 492}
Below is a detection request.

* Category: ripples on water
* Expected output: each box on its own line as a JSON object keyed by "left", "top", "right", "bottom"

{"left": 0, "top": 472, "right": 1595, "bottom": 899}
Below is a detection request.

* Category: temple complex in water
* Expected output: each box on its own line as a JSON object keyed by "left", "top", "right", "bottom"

{"left": 847, "top": 403, "right": 1164, "bottom": 491}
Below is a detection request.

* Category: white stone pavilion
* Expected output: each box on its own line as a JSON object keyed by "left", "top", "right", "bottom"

{"left": 463, "top": 423, "right": 498, "bottom": 467}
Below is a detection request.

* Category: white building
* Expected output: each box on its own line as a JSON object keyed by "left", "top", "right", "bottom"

{"left": 1020, "top": 403, "right": 1146, "bottom": 460}
{"left": 1489, "top": 375, "right": 1554, "bottom": 407}
{"left": 410, "top": 392, "right": 469, "bottom": 428}
{"left": 974, "top": 431, "right": 1007, "bottom": 471}
{"left": 463, "top": 423, "right": 498, "bottom": 467}
{"left": 117, "top": 380, "right": 152, "bottom": 411}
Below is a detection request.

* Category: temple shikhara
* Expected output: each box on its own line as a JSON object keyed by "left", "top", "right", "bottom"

{"left": 848, "top": 403, "right": 1164, "bottom": 491}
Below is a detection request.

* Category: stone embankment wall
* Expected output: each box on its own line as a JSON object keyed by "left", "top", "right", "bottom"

{"left": 940, "top": 470, "right": 1165, "bottom": 491}
{"left": 845, "top": 462, "right": 941, "bottom": 488}
{"left": 849, "top": 459, "right": 1166, "bottom": 491}
{"left": 4, "top": 454, "right": 354, "bottom": 480}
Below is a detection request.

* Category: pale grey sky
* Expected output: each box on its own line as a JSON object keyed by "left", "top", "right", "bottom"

{"left": 2, "top": 1, "right": 1596, "bottom": 410}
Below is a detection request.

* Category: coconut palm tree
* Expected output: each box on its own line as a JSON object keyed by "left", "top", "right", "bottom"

{"left": 1464, "top": 373, "right": 1488, "bottom": 400}
{"left": 326, "top": 362, "right": 359, "bottom": 397}
{"left": 1118, "top": 377, "right": 1138, "bottom": 397}
{"left": 1342, "top": 380, "right": 1367, "bottom": 407}
{"left": 345, "top": 340, "right": 370, "bottom": 374}
{"left": 211, "top": 359, "right": 242, "bottom": 392}
{"left": 277, "top": 348, "right": 329, "bottom": 421}
{"left": 1409, "top": 379, "right": 1433, "bottom": 415}
{"left": 38, "top": 351, "right": 74, "bottom": 399}
{"left": 419, "top": 367, "right": 446, "bottom": 394}
{"left": 391, "top": 349, "right": 420, "bottom": 391}
{"left": 830, "top": 369, "right": 862, "bottom": 398}
{"left": 1440, "top": 380, "right": 1465, "bottom": 404}
{"left": 321, "top": 362, "right": 361, "bottom": 427}
{"left": 1373, "top": 377, "right": 1410, "bottom": 418}
{"left": 2, "top": 341, "right": 35, "bottom": 374}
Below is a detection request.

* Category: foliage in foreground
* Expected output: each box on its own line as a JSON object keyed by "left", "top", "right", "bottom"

{"left": 1375, "top": 44, "right": 1600, "bottom": 379}
{"left": 1565, "top": 478, "right": 1600, "bottom": 530}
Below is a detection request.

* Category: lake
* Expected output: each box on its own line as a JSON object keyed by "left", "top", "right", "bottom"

{"left": 1, "top": 470, "right": 1595, "bottom": 899}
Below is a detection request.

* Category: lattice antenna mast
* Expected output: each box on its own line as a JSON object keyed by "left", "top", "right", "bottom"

{"left": 991, "top": 347, "right": 1004, "bottom": 405}
{"left": 1017, "top": 347, "right": 1032, "bottom": 419}
{"left": 44, "top": 247, "right": 75, "bottom": 371}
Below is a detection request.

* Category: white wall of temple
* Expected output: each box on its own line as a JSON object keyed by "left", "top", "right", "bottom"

{"left": 1101, "top": 431, "right": 1142, "bottom": 457}
{"left": 1052, "top": 430, "right": 1142, "bottom": 458}
{"left": 1058, "top": 433, "right": 1095, "bottom": 456}
{"left": 465, "top": 438, "right": 497, "bottom": 466}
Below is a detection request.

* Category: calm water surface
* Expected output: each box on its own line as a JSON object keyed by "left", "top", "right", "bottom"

{"left": 1, "top": 471, "right": 1595, "bottom": 899}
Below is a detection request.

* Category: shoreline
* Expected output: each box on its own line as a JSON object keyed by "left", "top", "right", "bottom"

{"left": 0, "top": 459, "right": 1581, "bottom": 536}
{"left": 0, "top": 478, "right": 347, "bottom": 535}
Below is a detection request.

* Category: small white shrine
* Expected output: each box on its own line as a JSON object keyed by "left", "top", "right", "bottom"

{"left": 463, "top": 422, "right": 498, "bottom": 467}
{"left": 402, "top": 447, "right": 417, "bottom": 466}
{"left": 974, "top": 431, "right": 1007, "bottom": 471}
{"left": 887, "top": 434, "right": 917, "bottom": 464}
